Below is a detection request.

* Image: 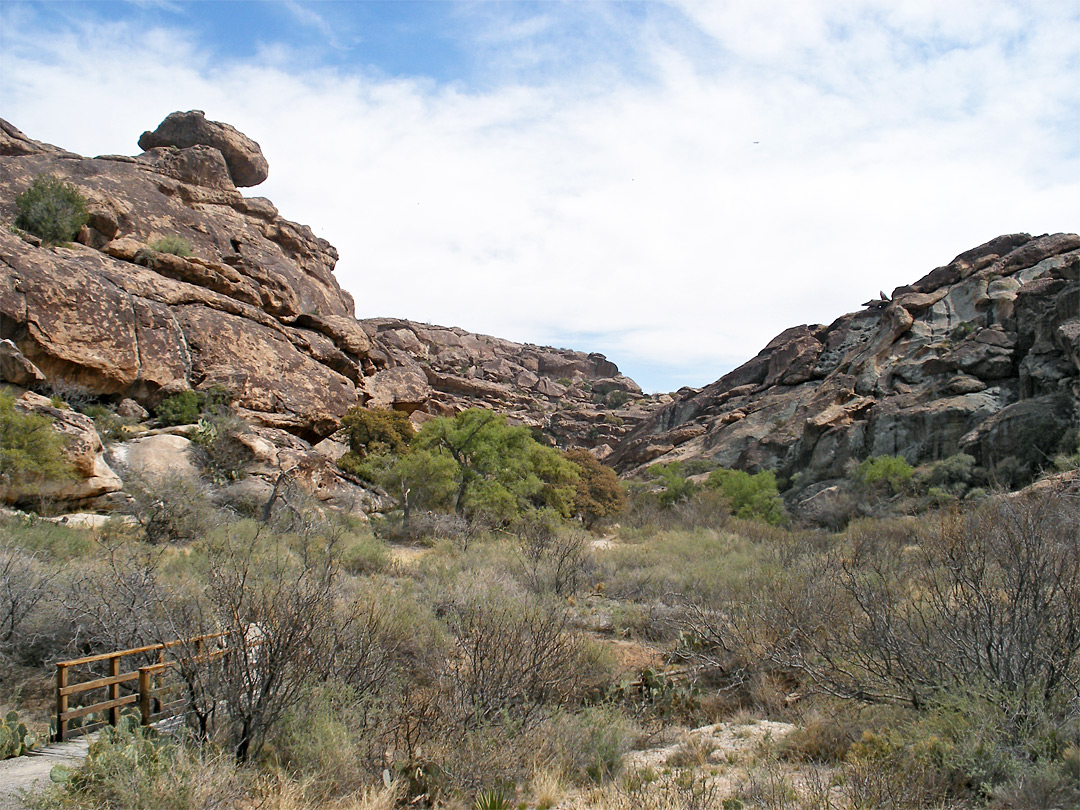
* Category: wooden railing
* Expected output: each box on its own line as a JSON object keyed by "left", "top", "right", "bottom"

{"left": 53, "top": 633, "right": 229, "bottom": 742}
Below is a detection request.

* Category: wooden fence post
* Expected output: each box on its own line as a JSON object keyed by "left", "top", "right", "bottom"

{"left": 56, "top": 664, "right": 68, "bottom": 742}
{"left": 139, "top": 667, "right": 152, "bottom": 727}
{"left": 108, "top": 655, "right": 120, "bottom": 728}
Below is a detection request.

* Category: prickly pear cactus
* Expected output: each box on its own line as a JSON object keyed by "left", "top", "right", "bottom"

{"left": 0, "top": 710, "right": 39, "bottom": 758}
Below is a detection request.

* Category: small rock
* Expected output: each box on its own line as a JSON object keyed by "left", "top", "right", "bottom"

{"left": 116, "top": 398, "right": 149, "bottom": 420}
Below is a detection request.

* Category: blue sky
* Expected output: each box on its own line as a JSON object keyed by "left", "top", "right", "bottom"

{"left": 2, "top": 1, "right": 1078, "bottom": 393}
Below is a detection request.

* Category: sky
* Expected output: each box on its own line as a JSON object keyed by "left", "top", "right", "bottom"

{"left": 1, "top": 1, "right": 1078, "bottom": 393}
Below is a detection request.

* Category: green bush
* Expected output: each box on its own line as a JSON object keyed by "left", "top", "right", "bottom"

{"left": 0, "top": 392, "right": 73, "bottom": 499}
{"left": 705, "top": 468, "right": 787, "bottom": 525}
{"left": 154, "top": 386, "right": 229, "bottom": 427}
{"left": 339, "top": 406, "right": 414, "bottom": 459}
{"left": 853, "top": 454, "right": 914, "bottom": 494}
{"left": 155, "top": 390, "right": 201, "bottom": 426}
{"left": 149, "top": 235, "right": 192, "bottom": 257}
{"left": 14, "top": 174, "right": 89, "bottom": 245}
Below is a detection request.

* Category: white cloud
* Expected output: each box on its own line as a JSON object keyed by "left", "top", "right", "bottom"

{"left": 1, "top": 2, "right": 1077, "bottom": 392}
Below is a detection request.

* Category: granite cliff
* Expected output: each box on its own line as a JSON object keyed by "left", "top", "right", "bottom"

{"left": 611, "top": 232, "right": 1079, "bottom": 498}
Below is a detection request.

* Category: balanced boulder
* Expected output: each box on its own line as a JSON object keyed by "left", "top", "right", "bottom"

{"left": 138, "top": 110, "right": 269, "bottom": 187}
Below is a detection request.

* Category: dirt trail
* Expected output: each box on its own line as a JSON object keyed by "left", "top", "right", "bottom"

{"left": 0, "top": 737, "right": 90, "bottom": 809}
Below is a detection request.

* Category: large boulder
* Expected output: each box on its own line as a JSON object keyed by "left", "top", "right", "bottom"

{"left": 0, "top": 117, "right": 360, "bottom": 439}
{"left": 138, "top": 110, "right": 269, "bottom": 187}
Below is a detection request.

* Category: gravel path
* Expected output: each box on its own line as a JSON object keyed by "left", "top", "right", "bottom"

{"left": 0, "top": 737, "right": 91, "bottom": 810}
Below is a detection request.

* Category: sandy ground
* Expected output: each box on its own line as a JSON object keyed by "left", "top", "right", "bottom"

{"left": 0, "top": 737, "right": 91, "bottom": 810}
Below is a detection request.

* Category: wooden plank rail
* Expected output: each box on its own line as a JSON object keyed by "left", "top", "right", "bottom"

{"left": 53, "top": 633, "right": 229, "bottom": 742}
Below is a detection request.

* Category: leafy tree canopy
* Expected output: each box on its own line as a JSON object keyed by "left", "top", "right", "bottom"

{"left": 563, "top": 448, "right": 625, "bottom": 529}
{"left": 705, "top": 467, "right": 787, "bottom": 526}
{"left": 0, "top": 391, "right": 73, "bottom": 498}
{"left": 414, "top": 409, "right": 578, "bottom": 521}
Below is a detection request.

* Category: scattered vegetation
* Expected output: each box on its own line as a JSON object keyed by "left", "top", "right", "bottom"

{"left": 148, "top": 234, "right": 193, "bottom": 256}
{"left": 13, "top": 174, "right": 89, "bottom": 246}
{"left": 4, "top": 385, "right": 1079, "bottom": 809}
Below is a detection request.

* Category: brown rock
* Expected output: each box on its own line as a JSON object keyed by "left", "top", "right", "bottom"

{"left": 0, "top": 339, "right": 45, "bottom": 386}
{"left": 138, "top": 110, "right": 269, "bottom": 187}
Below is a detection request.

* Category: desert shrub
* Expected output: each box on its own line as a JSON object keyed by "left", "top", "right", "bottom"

{"left": 268, "top": 681, "right": 386, "bottom": 799}
{"left": 155, "top": 390, "right": 201, "bottom": 426}
{"left": 14, "top": 174, "right": 88, "bottom": 246}
{"left": 154, "top": 386, "right": 230, "bottom": 427}
{"left": 706, "top": 468, "right": 787, "bottom": 525}
{"left": 338, "top": 529, "right": 390, "bottom": 575}
{"left": 123, "top": 473, "right": 217, "bottom": 544}
{"left": 0, "top": 540, "right": 58, "bottom": 665}
{"left": 604, "top": 389, "right": 632, "bottom": 408}
{"left": 35, "top": 718, "right": 245, "bottom": 810}
{"left": 0, "top": 392, "right": 74, "bottom": 501}
{"left": 563, "top": 448, "right": 626, "bottom": 529}
{"left": 80, "top": 404, "right": 126, "bottom": 442}
{"left": 780, "top": 706, "right": 863, "bottom": 763}
{"left": 440, "top": 583, "right": 584, "bottom": 731}
{"left": 189, "top": 414, "right": 252, "bottom": 484}
{"left": 542, "top": 705, "right": 639, "bottom": 784}
{"left": 852, "top": 454, "right": 914, "bottom": 494}
{"left": 515, "top": 513, "right": 592, "bottom": 597}
{"left": 149, "top": 234, "right": 192, "bottom": 256}
{"left": 646, "top": 461, "right": 698, "bottom": 508}
{"left": 994, "top": 454, "right": 1034, "bottom": 489}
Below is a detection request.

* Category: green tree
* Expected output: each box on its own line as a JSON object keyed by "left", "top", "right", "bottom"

{"left": 0, "top": 392, "right": 73, "bottom": 500}
{"left": 411, "top": 409, "right": 578, "bottom": 522}
{"left": 705, "top": 467, "right": 787, "bottom": 525}
{"left": 563, "top": 449, "right": 626, "bottom": 529}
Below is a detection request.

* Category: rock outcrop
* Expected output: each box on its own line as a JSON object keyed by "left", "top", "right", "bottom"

{"left": 611, "top": 233, "right": 1080, "bottom": 488}
{"left": 138, "top": 110, "right": 269, "bottom": 187}
{"left": 1, "top": 115, "right": 360, "bottom": 441}
{"left": 359, "top": 318, "right": 661, "bottom": 458}
{"left": 0, "top": 115, "right": 654, "bottom": 513}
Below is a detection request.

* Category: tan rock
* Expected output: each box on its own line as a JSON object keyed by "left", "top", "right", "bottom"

{"left": 109, "top": 433, "right": 200, "bottom": 483}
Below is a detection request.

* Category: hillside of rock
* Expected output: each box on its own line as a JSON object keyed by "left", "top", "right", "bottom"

{"left": 611, "top": 232, "right": 1080, "bottom": 492}
{"left": 0, "top": 114, "right": 655, "bottom": 511}
{"left": 359, "top": 317, "right": 659, "bottom": 458}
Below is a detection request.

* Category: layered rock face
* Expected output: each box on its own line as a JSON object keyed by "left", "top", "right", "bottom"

{"left": 359, "top": 318, "right": 659, "bottom": 458}
{"left": 0, "top": 115, "right": 653, "bottom": 459}
{"left": 1, "top": 115, "right": 364, "bottom": 440}
{"left": 611, "top": 233, "right": 1080, "bottom": 486}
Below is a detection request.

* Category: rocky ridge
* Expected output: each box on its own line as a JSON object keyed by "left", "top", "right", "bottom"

{"left": 611, "top": 232, "right": 1080, "bottom": 494}
{"left": 0, "top": 115, "right": 652, "bottom": 511}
